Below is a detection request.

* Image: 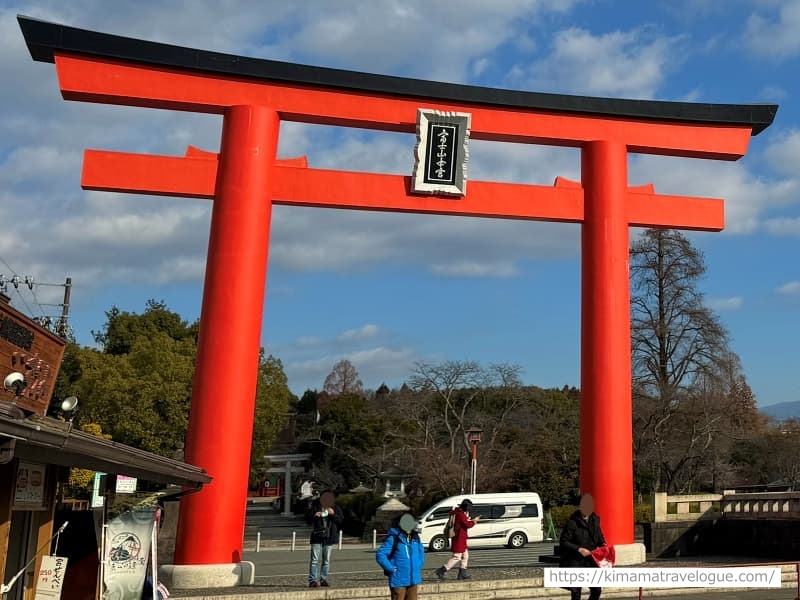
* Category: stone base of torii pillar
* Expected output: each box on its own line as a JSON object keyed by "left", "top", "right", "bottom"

{"left": 612, "top": 543, "right": 647, "bottom": 566}
{"left": 160, "top": 563, "right": 255, "bottom": 589}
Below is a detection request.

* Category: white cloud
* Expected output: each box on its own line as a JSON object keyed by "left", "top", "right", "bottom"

{"left": 511, "top": 26, "right": 686, "bottom": 98}
{"left": 151, "top": 256, "right": 207, "bottom": 284}
{"left": 759, "top": 85, "right": 789, "bottom": 103}
{"left": 630, "top": 154, "right": 798, "bottom": 235}
{"left": 338, "top": 324, "right": 380, "bottom": 342}
{"left": 764, "top": 217, "right": 800, "bottom": 235}
{"left": 743, "top": 0, "right": 800, "bottom": 59}
{"left": 1, "top": 0, "right": 795, "bottom": 312}
{"left": 284, "top": 346, "right": 419, "bottom": 393}
{"left": 764, "top": 129, "right": 800, "bottom": 177}
{"left": 54, "top": 204, "right": 209, "bottom": 247}
{"left": 431, "top": 261, "right": 518, "bottom": 278}
{"left": 251, "top": 0, "right": 582, "bottom": 82}
{"left": 777, "top": 281, "right": 800, "bottom": 296}
{"left": 706, "top": 296, "right": 744, "bottom": 310}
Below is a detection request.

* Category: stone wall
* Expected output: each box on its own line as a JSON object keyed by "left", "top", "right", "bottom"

{"left": 157, "top": 499, "right": 180, "bottom": 565}
{"left": 646, "top": 519, "right": 800, "bottom": 559}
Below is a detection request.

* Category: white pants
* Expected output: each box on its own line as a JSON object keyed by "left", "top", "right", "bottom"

{"left": 444, "top": 549, "right": 469, "bottom": 570}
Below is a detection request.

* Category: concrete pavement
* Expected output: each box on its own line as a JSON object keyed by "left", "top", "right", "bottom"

{"left": 168, "top": 554, "right": 800, "bottom": 599}
{"left": 172, "top": 506, "right": 797, "bottom": 598}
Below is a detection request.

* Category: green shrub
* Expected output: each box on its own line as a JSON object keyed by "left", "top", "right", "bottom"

{"left": 338, "top": 492, "right": 385, "bottom": 519}
{"left": 336, "top": 493, "right": 386, "bottom": 537}
{"left": 550, "top": 504, "right": 578, "bottom": 529}
{"left": 634, "top": 503, "right": 652, "bottom": 523}
{"left": 550, "top": 502, "right": 652, "bottom": 527}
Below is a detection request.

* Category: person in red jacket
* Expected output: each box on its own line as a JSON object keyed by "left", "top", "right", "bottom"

{"left": 434, "top": 499, "right": 480, "bottom": 580}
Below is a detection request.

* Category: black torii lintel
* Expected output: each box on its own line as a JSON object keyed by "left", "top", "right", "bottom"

{"left": 18, "top": 15, "right": 777, "bottom": 134}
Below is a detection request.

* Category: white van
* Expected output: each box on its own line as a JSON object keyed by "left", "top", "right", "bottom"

{"left": 415, "top": 492, "right": 544, "bottom": 551}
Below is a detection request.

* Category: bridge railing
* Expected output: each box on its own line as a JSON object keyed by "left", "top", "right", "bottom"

{"left": 653, "top": 490, "right": 800, "bottom": 523}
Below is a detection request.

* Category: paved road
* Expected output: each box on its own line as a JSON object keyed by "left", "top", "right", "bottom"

{"left": 245, "top": 542, "right": 554, "bottom": 579}
{"left": 232, "top": 508, "right": 799, "bottom": 598}
{"left": 241, "top": 547, "right": 799, "bottom": 596}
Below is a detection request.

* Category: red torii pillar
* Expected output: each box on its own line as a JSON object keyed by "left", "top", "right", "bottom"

{"left": 581, "top": 141, "right": 634, "bottom": 538}
{"left": 18, "top": 16, "right": 775, "bottom": 583}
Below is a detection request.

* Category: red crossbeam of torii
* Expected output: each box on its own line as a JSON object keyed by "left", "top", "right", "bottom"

{"left": 82, "top": 146, "right": 722, "bottom": 228}
{"left": 19, "top": 15, "right": 775, "bottom": 573}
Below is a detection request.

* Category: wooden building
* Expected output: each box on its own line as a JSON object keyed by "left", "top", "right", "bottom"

{"left": 0, "top": 293, "right": 210, "bottom": 599}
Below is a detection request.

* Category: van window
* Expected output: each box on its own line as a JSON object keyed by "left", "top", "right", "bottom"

{"left": 499, "top": 505, "right": 524, "bottom": 518}
{"left": 521, "top": 504, "right": 540, "bottom": 517}
{"left": 470, "top": 505, "right": 493, "bottom": 520}
{"left": 426, "top": 507, "right": 452, "bottom": 522}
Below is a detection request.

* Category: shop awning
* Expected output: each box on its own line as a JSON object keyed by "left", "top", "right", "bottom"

{"left": 0, "top": 412, "right": 211, "bottom": 488}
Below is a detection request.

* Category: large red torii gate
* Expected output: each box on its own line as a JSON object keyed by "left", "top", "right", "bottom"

{"left": 19, "top": 15, "right": 776, "bottom": 585}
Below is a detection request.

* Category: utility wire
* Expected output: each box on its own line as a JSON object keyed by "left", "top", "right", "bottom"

{"left": 0, "top": 255, "right": 18, "bottom": 275}
{"left": 0, "top": 255, "right": 39, "bottom": 316}
{"left": 0, "top": 256, "right": 71, "bottom": 334}
{"left": 12, "top": 286, "right": 36, "bottom": 317}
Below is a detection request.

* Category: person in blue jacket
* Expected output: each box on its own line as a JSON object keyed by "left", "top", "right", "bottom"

{"left": 376, "top": 513, "right": 425, "bottom": 600}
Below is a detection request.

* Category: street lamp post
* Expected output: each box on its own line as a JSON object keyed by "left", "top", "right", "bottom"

{"left": 466, "top": 427, "right": 483, "bottom": 495}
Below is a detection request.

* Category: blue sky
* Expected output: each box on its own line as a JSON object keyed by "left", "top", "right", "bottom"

{"left": 1, "top": 1, "right": 798, "bottom": 405}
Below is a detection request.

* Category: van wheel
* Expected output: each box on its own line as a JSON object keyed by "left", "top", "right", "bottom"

{"left": 429, "top": 535, "right": 449, "bottom": 552}
{"left": 508, "top": 531, "right": 527, "bottom": 549}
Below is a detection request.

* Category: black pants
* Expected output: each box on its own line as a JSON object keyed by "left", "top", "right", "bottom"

{"left": 569, "top": 587, "right": 601, "bottom": 600}
{"left": 566, "top": 556, "right": 601, "bottom": 600}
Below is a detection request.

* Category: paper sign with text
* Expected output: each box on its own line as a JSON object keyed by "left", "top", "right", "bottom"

{"left": 34, "top": 555, "right": 68, "bottom": 600}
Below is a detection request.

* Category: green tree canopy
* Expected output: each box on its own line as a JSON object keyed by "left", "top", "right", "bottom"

{"left": 250, "top": 351, "right": 294, "bottom": 485}
{"left": 56, "top": 301, "right": 289, "bottom": 481}
{"left": 93, "top": 299, "right": 196, "bottom": 355}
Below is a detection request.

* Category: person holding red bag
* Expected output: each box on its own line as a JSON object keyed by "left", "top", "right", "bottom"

{"left": 559, "top": 493, "right": 609, "bottom": 600}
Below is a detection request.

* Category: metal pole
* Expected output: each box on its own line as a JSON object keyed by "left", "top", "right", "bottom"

{"left": 470, "top": 440, "right": 478, "bottom": 495}
{"left": 151, "top": 511, "right": 159, "bottom": 600}
{"left": 283, "top": 461, "right": 293, "bottom": 517}
{"left": 338, "top": 530, "right": 343, "bottom": 550}
{"left": 57, "top": 277, "right": 71, "bottom": 338}
{"left": 373, "top": 529, "right": 377, "bottom": 550}
{"left": 292, "top": 531, "right": 296, "bottom": 552}
{"left": 256, "top": 532, "right": 261, "bottom": 553}
{"left": 471, "top": 458, "right": 476, "bottom": 495}
{"left": 100, "top": 522, "right": 108, "bottom": 597}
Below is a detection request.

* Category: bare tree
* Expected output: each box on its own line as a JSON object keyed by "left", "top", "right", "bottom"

{"left": 630, "top": 229, "right": 730, "bottom": 493}
{"left": 323, "top": 359, "right": 364, "bottom": 396}
{"left": 407, "top": 360, "right": 492, "bottom": 459}
{"left": 405, "top": 360, "right": 526, "bottom": 494}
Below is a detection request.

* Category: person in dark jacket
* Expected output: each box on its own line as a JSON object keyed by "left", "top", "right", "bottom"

{"left": 435, "top": 498, "right": 480, "bottom": 580}
{"left": 559, "top": 493, "right": 607, "bottom": 600}
{"left": 376, "top": 513, "right": 425, "bottom": 600}
{"left": 305, "top": 490, "right": 344, "bottom": 588}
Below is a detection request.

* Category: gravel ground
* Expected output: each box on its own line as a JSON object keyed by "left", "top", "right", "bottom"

{"left": 170, "top": 565, "right": 545, "bottom": 597}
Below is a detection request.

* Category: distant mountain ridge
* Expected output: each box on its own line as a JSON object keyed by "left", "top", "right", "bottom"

{"left": 760, "top": 401, "right": 800, "bottom": 420}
